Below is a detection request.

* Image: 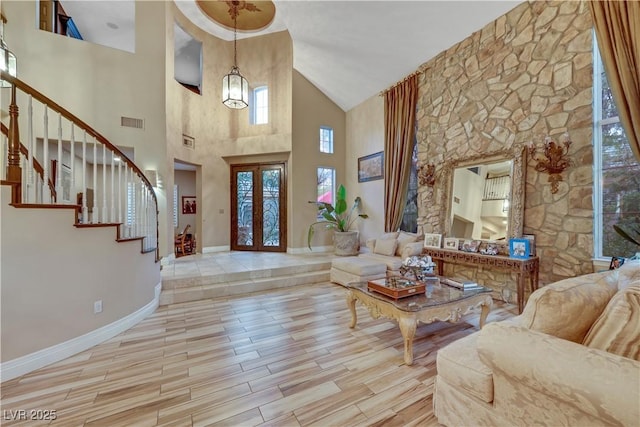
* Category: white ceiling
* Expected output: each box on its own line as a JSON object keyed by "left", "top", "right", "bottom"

{"left": 60, "top": 0, "right": 520, "bottom": 111}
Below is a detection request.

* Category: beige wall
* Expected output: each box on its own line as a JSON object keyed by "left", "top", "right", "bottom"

{"left": 416, "top": 0, "right": 593, "bottom": 287}
{"left": 291, "top": 71, "right": 346, "bottom": 250}
{"left": 1, "top": 188, "right": 160, "bottom": 361}
{"left": 345, "top": 95, "right": 386, "bottom": 244}
{"left": 166, "top": 4, "right": 294, "bottom": 254}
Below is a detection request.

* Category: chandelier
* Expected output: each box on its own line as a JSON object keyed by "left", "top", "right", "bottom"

{"left": 0, "top": 14, "right": 17, "bottom": 88}
{"left": 222, "top": 2, "right": 248, "bottom": 109}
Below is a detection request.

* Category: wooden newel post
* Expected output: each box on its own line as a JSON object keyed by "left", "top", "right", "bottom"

{"left": 7, "top": 84, "right": 22, "bottom": 202}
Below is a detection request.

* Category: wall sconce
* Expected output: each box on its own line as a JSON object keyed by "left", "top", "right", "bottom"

{"left": 418, "top": 163, "right": 436, "bottom": 187}
{"left": 527, "top": 133, "right": 572, "bottom": 194}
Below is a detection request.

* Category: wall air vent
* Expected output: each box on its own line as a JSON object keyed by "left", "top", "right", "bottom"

{"left": 120, "top": 116, "right": 144, "bottom": 130}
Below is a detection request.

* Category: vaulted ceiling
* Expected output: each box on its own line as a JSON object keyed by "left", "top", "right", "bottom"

{"left": 60, "top": 0, "right": 520, "bottom": 111}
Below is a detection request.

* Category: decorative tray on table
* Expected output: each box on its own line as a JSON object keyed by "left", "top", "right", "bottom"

{"left": 367, "top": 277, "right": 426, "bottom": 299}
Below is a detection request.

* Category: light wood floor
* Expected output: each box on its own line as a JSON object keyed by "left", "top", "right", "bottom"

{"left": 0, "top": 282, "right": 517, "bottom": 427}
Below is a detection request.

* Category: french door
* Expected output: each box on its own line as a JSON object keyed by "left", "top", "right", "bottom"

{"left": 231, "top": 162, "right": 287, "bottom": 252}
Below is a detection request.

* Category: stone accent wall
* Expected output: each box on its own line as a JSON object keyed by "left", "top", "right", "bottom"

{"left": 416, "top": 1, "right": 594, "bottom": 297}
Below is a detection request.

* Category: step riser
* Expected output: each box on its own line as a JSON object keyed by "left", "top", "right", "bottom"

{"left": 160, "top": 271, "right": 330, "bottom": 305}
{"left": 162, "top": 262, "right": 331, "bottom": 290}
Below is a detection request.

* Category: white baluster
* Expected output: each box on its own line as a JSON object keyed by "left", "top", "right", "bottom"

{"left": 102, "top": 144, "right": 107, "bottom": 222}
{"left": 118, "top": 157, "right": 122, "bottom": 224}
{"left": 70, "top": 125, "right": 75, "bottom": 206}
{"left": 110, "top": 151, "right": 116, "bottom": 223}
{"left": 56, "top": 114, "right": 62, "bottom": 203}
{"left": 92, "top": 137, "right": 97, "bottom": 223}
{"left": 42, "top": 106, "right": 50, "bottom": 203}
{"left": 26, "top": 95, "right": 34, "bottom": 203}
{"left": 82, "top": 131, "right": 87, "bottom": 223}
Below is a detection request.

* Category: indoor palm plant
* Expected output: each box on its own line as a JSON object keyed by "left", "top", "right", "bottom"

{"left": 308, "top": 184, "right": 368, "bottom": 255}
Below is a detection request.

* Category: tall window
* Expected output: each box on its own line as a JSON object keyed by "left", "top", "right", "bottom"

{"left": 320, "top": 126, "right": 334, "bottom": 153}
{"left": 593, "top": 39, "right": 640, "bottom": 259}
{"left": 317, "top": 167, "right": 335, "bottom": 217}
{"left": 250, "top": 86, "right": 268, "bottom": 124}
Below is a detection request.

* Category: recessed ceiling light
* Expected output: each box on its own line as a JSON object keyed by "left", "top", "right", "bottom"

{"left": 106, "top": 22, "right": 119, "bottom": 30}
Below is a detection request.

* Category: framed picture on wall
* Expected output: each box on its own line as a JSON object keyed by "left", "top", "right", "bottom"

{"left": 358, "top": 151, "right": 384, "bottom": 182}
{"left": 182, "top": 196, "right": 196, "bottom": 214}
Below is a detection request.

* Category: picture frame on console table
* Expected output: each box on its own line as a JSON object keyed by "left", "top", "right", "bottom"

{"left": 522, "top": 234, "right": 536, "bottom": 256}
{"left": 509, "top": 238, "right": 530, "bottom": 259}
{"left": 424, "top": 233, "right": 442, "bottom": 248}
{"left": 443, "top": 237, "right": 459, "bottom": 250}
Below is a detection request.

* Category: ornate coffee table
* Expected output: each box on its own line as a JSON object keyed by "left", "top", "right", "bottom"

{"left": 345, "top": 280, "right": 493, "bottom": 365}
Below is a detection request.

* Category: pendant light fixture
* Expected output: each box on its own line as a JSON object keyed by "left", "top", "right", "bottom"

{"left": 0, "top": 14, "right": 17, "bottom": 88}
{"left": 222, "top": 2, "right": 248, "bottom": 109}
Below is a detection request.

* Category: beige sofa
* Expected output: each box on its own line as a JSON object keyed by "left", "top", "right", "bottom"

{"left": 434, "top": 260, "right": 640, "bottom": 426}
{"left": 360, "top": 231, "right": 424, "bottom": 273}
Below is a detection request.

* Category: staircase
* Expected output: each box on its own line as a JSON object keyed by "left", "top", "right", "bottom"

{"left": 0, "top": 71, "right": 158, "bottom": 256}
{"left": 0, "top": 71, "right": 161, "bottom": 381}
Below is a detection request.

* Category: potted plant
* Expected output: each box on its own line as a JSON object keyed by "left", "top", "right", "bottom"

{"left": 308, "top": 184, "right": 368, "bottom": 256}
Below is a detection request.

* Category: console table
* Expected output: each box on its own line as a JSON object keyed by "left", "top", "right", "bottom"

{"left": 422, "top": 247, "right": 539, "bottom": 313}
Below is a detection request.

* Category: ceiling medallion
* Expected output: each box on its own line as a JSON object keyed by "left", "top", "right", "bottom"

{"left": 196, "top": 0, "right": 275, "bottom": 32}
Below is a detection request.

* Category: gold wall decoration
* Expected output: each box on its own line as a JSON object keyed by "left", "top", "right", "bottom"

{"left": 528, "top": 134, "right": 572, "bottom": 194}
{"left": 418, "top": 163, "right": 436, "bottom": 187}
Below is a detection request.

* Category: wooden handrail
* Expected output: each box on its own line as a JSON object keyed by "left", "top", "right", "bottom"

{"left": 0, "top": 123, "right": 57, "bottom": 200}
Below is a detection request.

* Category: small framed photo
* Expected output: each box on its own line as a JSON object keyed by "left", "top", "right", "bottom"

{"left": 424, "top": 233, "right": 442, "bottom": 248}
{"left": 609, "top": 256, "right": 625, "bottom": 270}
{"left": 460, "top": 239, "right": 480, "bottom": 252}
{"left": 509, "top": 238, "right": 530, "bottom": 259}
{"left": 479, "top": 241, "right": 499, "bottom": 255}
{"left": 182, "top": 196, "right": 196, "bottom": 214}
{"left": 522, "top": 234, "right": 536, "bottom": 256}
{"left": 443, "top": 237, "right": 459, "bottom": 250}
{"left": 358, "top": 151, "right": 384, "bottom": 182}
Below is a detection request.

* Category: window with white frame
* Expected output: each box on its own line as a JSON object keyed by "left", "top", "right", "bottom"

{"left": 250, "top": 86, "right": 268, "bottom": 125}
{"left": 320, "top": 126, "right": 334, "bottom": 153}
{"left": 316, "top": 167, "right": 335, "bottom": 218}
{"left": 593, "top": 38, "right": 640, "bottom": 259}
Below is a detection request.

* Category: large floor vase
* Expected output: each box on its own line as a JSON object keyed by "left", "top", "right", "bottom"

{"left": 333, "top": 231, "right": 359, "bottom": 256}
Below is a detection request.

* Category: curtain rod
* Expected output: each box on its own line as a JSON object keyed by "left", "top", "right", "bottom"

{"left": 379, "top": 70, "right": 422, "bottom": 96}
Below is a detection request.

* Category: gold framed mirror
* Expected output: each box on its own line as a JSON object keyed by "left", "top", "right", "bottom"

{"left": 440, "top": 147, "right": 525, "bottom": 240}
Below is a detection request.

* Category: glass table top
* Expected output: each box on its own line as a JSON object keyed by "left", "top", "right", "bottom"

{"left": 346, "top": 277, "right": 492, "bottom": 312}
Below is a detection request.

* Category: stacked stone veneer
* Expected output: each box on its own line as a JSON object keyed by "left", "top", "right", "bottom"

{"left": 416, "top": 0, "right": 594, "bottom": 298}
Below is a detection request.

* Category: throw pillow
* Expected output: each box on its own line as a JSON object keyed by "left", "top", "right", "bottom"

{"left": 379, "top": 232, "right": 399, "bottom": 240}
{"left": 583, "top": 282, "right": 640, "bottom": 360}
{"left": 519, "top": 271, "right": 619, "bottom": 343}
{"left": 617, "top": 259, "right": 640, "bottom": 290}
{"left": 374, "top": 238, "right": 398, "bottom": 256}
{"left": 395, "top": 231, "right": 419, "bottom": 257}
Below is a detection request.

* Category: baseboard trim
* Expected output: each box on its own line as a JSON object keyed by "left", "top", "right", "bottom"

{"left": 202, "top": 245, "right": 231, "bottom": 253}
{"left": 288, "top": 245, "right": 333, "bottom": 254}
{"left": 0, "top": 282, "right": 161, "bottom": 382}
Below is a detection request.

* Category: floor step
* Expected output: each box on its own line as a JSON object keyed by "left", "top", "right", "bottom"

{"left": 160, "top": 269, "right": 330, "bottom": 305}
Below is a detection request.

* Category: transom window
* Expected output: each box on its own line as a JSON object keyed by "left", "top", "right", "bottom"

{"left": 320, "top": 126, "right": 334, "bottom": 154}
